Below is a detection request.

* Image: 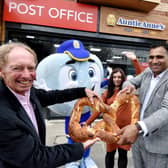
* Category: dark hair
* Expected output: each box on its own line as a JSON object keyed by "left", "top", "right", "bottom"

{"left": 150, "top": 41, "right": 168, "bottom": 53}
{"left": 106, "top": 68, "right": 126, "bottom": 98}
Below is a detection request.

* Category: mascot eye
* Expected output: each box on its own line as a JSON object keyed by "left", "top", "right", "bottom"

{"left": 69, "top": 70, "right": 77, "bottom": 81}
{"left": 88, "top": 67, "right": 95, "bottom": 78}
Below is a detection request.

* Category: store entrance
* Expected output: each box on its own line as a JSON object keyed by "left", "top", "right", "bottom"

{"left": 6, "top": 30, "right": 149, "bottom": 78}
{"left": 5, "top": 27, "right": 152, "bottom": 119}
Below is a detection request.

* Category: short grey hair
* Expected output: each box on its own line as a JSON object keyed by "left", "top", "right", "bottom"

{"left": 0, "top": 42, "right": 38, "bottom": 68}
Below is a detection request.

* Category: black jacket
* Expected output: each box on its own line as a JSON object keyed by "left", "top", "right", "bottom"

{"left": 0, "top": 80, "right": 86, "bottom": 168}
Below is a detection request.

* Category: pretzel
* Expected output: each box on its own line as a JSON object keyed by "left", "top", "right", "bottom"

{"left": 68, "top": 97, "right": 107, "bottom": 142}
{"left": 108, "top": 91, "right": 140, "bottom": 125}
{"left": 68, "top": 92, "right": 140, "bottom": 143}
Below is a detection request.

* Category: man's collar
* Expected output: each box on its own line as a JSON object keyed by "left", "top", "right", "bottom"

{"left": 150, "top": 69, "right": 168, "bottom": 79}
{"left": 7, "top": 87, "right": 31, "bottom": 99}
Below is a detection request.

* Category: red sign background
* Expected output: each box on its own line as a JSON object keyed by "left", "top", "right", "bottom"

{"left": 3, "top": 0, "right": 98, "bottom": 32}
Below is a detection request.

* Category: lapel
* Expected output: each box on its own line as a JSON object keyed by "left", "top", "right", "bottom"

{"left": 17, "top": 105, "right": 39, "bottom": 137}
{"left": 141, "top": 72, "right": 152, "bottom": 103}
{"left": 146, "top": 69, "right": 168, "bottom": 107}
{"left": 30, "top": 88, "right": 46, "bottom": 143}
{"left": 13, "top": 88, "right": 46, "bottom": 142}
{"left": 10, "top": 95, "right": 39, "bottom": 137}
{"left": 30, "top": 90, "right": 46, "bottom": 129}
{"left": 0, "top": 81, "right": 39, "bottom": 137}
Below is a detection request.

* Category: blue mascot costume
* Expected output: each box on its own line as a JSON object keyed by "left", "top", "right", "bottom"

{"left": 35, "top": 39, "right": 104, "bottom": 168}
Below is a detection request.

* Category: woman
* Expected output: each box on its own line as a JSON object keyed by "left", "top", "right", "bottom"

{"left": 86, "top": 68, "right": 132, "bottom": 168}
{"left": 102, "top": 68, "right": 130, "bottom": 168}
{"left": 86, "top": 52, "right": 144, "bottom": 168}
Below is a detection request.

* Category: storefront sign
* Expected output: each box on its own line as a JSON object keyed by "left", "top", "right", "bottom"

{"left": 3, "top": 0, "right": 98, "bottom": 32}
{"left": 100, "top": 7, "right": 168, "bottom": 40}
{"left": 117, "top": 17, "right": 165, "bottom": 31}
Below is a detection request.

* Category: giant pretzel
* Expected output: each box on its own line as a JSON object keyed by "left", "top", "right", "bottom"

{"left": 68, "top": 92, "right": 140, "bottom": 143}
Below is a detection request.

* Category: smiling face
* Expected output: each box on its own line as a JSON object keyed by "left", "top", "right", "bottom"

{"left": 149, "top": 46, "right": 168, "bottom": 76}
{"left": 57, "top": 58, "right": 102, "bottom": 91}
{"left": 113, "top": 71, "right": 123, "bottom": 87}
{"left": 0, "top": 46, "right": 36, "bottom": 95}
{"left": 36, "top": 53, "right": 104, "bottom": 116}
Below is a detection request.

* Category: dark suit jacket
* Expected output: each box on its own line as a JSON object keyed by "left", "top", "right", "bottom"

{"left": 0, "top": 80, "right": 86, "bottom": 168}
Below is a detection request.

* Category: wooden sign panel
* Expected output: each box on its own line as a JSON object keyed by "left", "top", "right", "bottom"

{"left": 99, "top": 7, "right": 168, "bottom": 40}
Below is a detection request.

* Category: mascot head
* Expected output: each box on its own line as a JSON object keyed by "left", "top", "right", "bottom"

{"left": 35, "top": 39, "right": 104, "bottom": 116}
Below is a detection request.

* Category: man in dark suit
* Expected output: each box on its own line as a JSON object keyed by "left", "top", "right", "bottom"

{"left": 117, "top": 42, "right": 168, "bottom": 168}
{"left": 0, "top": 42, "right": 99, "bottom": 168}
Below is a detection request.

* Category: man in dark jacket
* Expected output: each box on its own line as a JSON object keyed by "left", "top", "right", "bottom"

{"left": 0, "top": 42, "right": 99, "bottom": 168}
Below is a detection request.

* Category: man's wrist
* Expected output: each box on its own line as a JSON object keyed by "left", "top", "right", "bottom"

{"left": 135, "top": 122, "right": 144, "bottom": 134}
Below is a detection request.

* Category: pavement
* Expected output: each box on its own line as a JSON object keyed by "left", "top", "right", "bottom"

{"left": 46, "top": 119, "right": 134, "bottom": 168}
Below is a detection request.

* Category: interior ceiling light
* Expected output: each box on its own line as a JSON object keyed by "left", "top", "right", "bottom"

{"left": 26, "top": 35, "right": 35, "bottom": 39}
{"left": 113, "top": 55, "right": 122, "bottom": 59}
{"left": 106, "top": 59, "right": 114, "bottom": 63}
{"left": 53, "top": 44, "right": 60, "bottom": 48}
{"left": 90, "top": 48, "right": 102, "bottom": 52}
